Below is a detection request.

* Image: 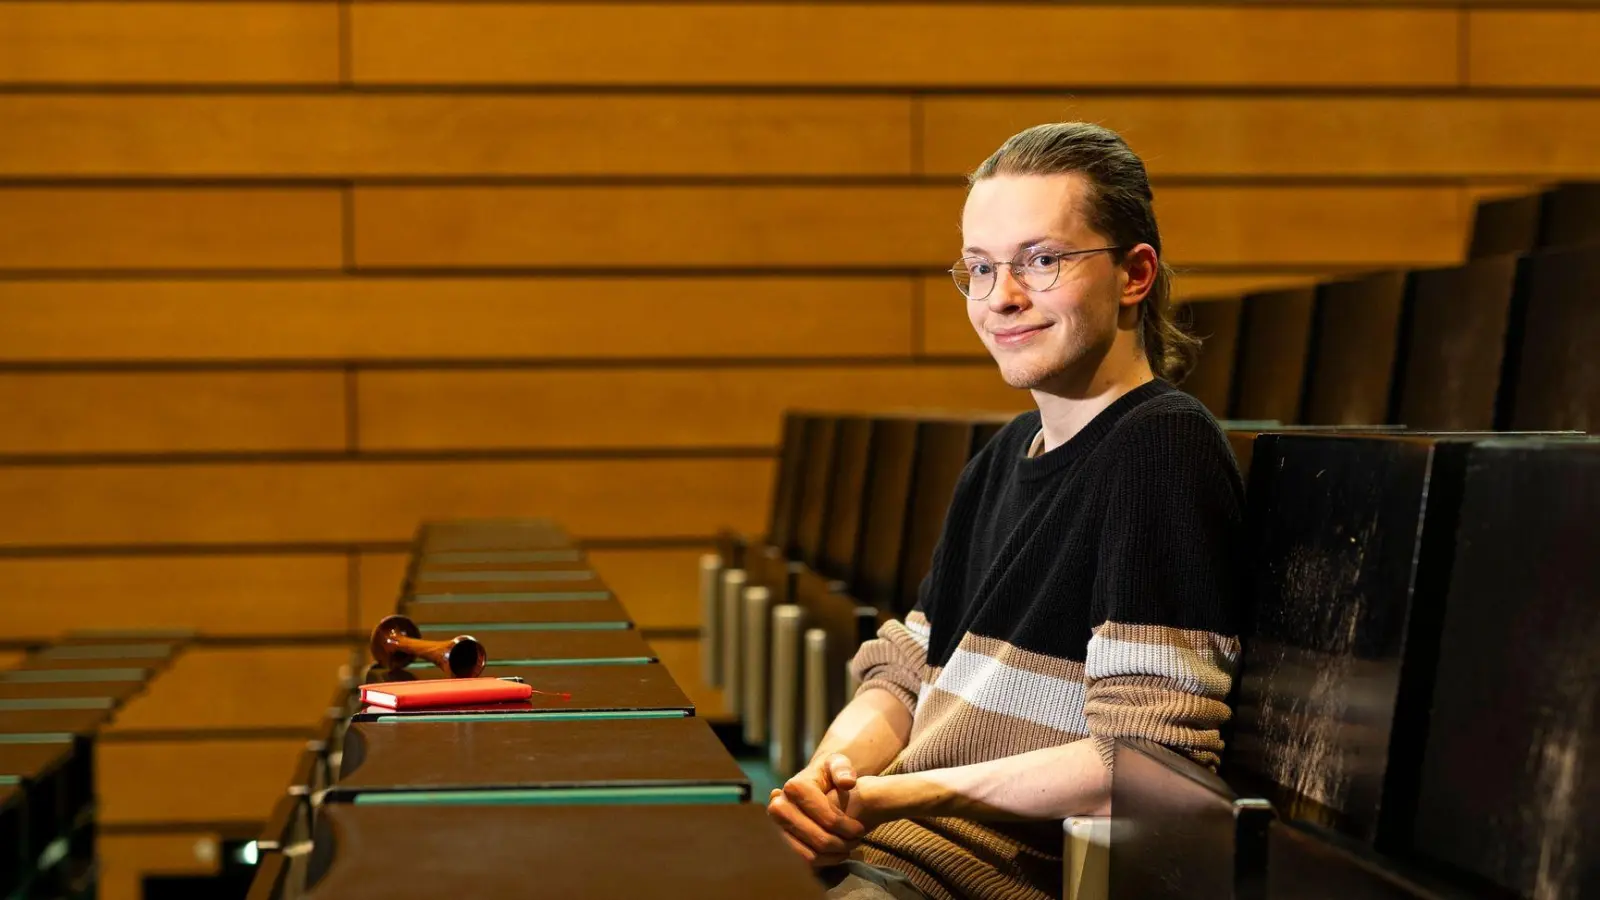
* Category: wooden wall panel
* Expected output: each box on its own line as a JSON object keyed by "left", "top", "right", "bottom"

{"left": 0, "top": 651, "right": 24, "bottom": 670}
{"left": 0, "top": 188, "right": 343, "bottom": 271}
{"left": 0, "top": 555, "right": 349, "bottom": 639}
{"left": 924, "top": 97, "right": 1600, "bottom": 178}
{"left": 0, "top": 95, "right": 911, "bottom": 178}
{"left": 1469, "top": 11, "right": 1600, "bottom": 88}
{"left": 1158, "top": 186, "right": 1464, "bottom": 266}
{"left": 97, "top": 833, "right": 221, "bottom": 900}
{"left": 0, "top": 459, "right": 774, "bottom": 547}
{"left": 648, "top": 636, "right": 726, "bottom": 720}
{"left": 350, "top": 4, "right": 1457, "bottom": 87}
{"left": 16, "top": 94, "right": 1600, "bottom": 181}
{"left": 0, "top": 372, "right": 346, "bottom": 455}
{"left": 352, "top": 185, "right": 963, "bottom": 268}
{"left": 357, "top": 365, "right": 1024, "bottom": 451}
{"left": 106, "top": 646, "right": 350, "bottom": 732}
{"left": 353, "top": 186, "right": 1464, "bottom": 269}
{"left": 918, "top": 272, "right": 1329, "bottom": 357}
{"left": 358, "top": 548, "right": 709, "bottom": 632}
{"left": 96, "top": 738, "right": 308, "bottom": 825}
{"left": 0, "top": 2, "right": 339, "bottom": 85}
{"left": 356, "top": 552, "right": 408, "bottom": 630}
{"left": 586, "top": 548, "right": 706, "bottom": 632}
{"left": 0, "top": 278, "right": 914, "bottom": 364}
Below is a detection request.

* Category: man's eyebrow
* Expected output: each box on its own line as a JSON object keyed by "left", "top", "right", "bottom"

{"left": 962, "top": 236, "right": 1054, "bottom": 256}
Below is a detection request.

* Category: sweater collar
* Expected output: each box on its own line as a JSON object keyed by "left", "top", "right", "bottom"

{"left": 1015, "top": 379, "right": 1173, "bottom": 481}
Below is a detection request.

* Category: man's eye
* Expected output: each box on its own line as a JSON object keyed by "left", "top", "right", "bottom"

{"left": 1029, "top": 254, "right": 1060, "bottom": 270}
{"left": 970, "top": 262, "right": 995, "bottom": 276}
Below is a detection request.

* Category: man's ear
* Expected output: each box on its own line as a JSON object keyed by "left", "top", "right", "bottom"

{"left": 1120, "top": 244, "right": 1159, "bottom": 308}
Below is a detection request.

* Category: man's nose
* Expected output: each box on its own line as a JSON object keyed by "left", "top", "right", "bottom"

{"left": 988, "top": 266, "right": 1030, "bottom": 313}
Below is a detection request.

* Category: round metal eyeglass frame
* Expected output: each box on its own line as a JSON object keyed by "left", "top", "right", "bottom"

{"left": 950, "top": 246, "right": 1122, "bottom": 301}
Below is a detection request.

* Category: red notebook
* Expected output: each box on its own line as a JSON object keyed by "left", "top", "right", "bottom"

{"left": 360, "top": 677, "right": 534, "bottom": 710}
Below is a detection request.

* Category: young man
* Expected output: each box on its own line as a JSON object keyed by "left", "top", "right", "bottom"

{"left": 766, "top": 123, "right": 1246, "bottom": 900}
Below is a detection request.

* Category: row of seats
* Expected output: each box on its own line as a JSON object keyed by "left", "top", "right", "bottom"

{"left": 703, "top": 411, "right": 1010, "bottom": 773}
{"left": 1181, "top": 183, "right": 1598, "bottom": 433}
{"left": 705, "top": 409, "right": 1597, "bottom": 900}
{"left": 247, "top": 519, "right": 827, "bottom": 900}
{"left": 0, "top": 634, "right": 184, "bottom": 898}
{"left": 1114, "top": 430, "right": 1598, "bottom": 900}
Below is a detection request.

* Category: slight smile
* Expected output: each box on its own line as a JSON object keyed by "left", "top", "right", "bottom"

{"left": 990, "top": 324, "right": 1050, "bottom": 347}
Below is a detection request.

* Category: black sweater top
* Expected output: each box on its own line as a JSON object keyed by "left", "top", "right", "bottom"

{"left": 850, "top": 379, "right": 1247, "bottom": 900}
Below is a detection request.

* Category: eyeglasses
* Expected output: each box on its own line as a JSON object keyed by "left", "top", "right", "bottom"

{"left": 949, "top": 246, "right": 1121, "bottom": 301}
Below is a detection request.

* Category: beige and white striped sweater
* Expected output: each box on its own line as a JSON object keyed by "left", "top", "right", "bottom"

{"left": 846, "top": 382, "right": 1246, "bottom": 900}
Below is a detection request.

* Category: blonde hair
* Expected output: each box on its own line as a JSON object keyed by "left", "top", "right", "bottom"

{"left": 970, "top": 122, "right": 1198, "bottom": 382}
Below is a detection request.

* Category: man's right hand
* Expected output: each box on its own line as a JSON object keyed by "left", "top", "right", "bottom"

{"left": 765, "top": 754, "right": 868, "bottom": 867}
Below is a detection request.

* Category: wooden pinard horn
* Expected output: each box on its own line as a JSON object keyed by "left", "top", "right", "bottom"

{"left": 370, "top": 614, "right": 486, "bottom": 678}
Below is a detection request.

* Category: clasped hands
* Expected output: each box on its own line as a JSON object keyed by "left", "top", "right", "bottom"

{"left": 765, "top": 753, "right": 884, "bottom": 868}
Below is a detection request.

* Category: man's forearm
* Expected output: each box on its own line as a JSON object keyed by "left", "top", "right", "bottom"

{"left": 806, "top": 686, "right": 914, "bottom": 777}
{"left": 860, "top": 738, "right": 1110, "bottom": 822}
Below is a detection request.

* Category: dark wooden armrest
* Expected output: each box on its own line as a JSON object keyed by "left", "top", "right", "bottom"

{"left": 1267, "top": 820, "right": 1478, "bottom": 900}
{"left": 1111, "top": 738, "right": 1275, "bottom": 900}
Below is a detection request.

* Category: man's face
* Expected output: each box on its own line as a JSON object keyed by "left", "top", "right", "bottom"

{"left": 960, "top": 173, "right": 1127, "bottom": 392}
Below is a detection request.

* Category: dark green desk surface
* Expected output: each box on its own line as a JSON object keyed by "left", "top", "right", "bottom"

{"left": 329, "top": 716, "right": 745, "bottom": 801}
{"left": 303, "top": 803, "right": 824, "bottom": 899}
{"left": 0, "top": 742, "right": 72, "bottom": 778}
{"left": 20, "top": 656, "right": 165, "bottom": 671}
{"left": 425, "top": 628, "right": 658, "bottom": 667}
{"left": 419, "top": 548, "right": 585, "bottom": 566}
{"left": 352, "top": 661, "right": 691, "bottom": 720}
{"left": 405, "top": 597, "right": 632, "bottom": 628}
{"left": 414, "top": 557, "right": 591, "bottom": 576}
{"left": 411, "top": 566, "right": 597, "bottom": 584}
{"left": 28, "top": 641, "right": 180, "bottom": 663}
{"left": 406, "top": 576, "right": 611, "bottom": 601}
{"left": 0, "top": 680, "right": 143, "bottom": 704}
{"left": 0, "top": 668, "right": 150, "bottom": 684}
{"left": 0, "top": 709, "right": 107, "bottom": 736}
{"left": 418, "top": 520, "right": 572, "bottom": 552}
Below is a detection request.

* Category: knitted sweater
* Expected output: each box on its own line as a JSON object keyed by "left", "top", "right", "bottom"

{"left": 848, "top": 380, "right": 1246, "bottom": 900}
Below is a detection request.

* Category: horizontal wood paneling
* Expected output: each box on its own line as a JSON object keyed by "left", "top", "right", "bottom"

{"left": 0, "top": 459, "right": 773, "bottom": 548}
{"left": 357, "top": 365, "right": 1025, "bottom": 451}
{"left": 106, "top": 646, "right": 349, "bottom": 732}
{"left": 0, "top": 95, "right": 911, "bottom": 178}
{"left": 1469, "top": 11, "right": 1600, "bottom": 88}
{"left": 0, "top": 278, "right": 914, "bottom": 363}
{"left": 359, "top": 548, "right": 708, "bottom": 632}
{"left": 0, "top": 555, "right": 349, "bottom": 639}
{"left": 353, "top": 185, "right": 1466, "bottom": 269}
{"left": 586, "top": 548, "right": 705, "bottom": 631}
{"left": 351, "top": 4, "right": 1457, "bottom": 87}
{"left": 352, "top": 185, "right": 963, "bottom": 268}
{"left": 0, "top": 188, "right": 343, "bottom": 271}
{"left": 356, "top": 553, "right": 408, "bottom": 632}
{"left": 96, "top": 738, "right": 308, "bottom": 825}
{"left": 12, "top": 94, "right": 1600, "bottom": 181}
{"left": 924, "top": 97, "right": 1600, "bottom": 178}
{"left": 0, "top": 2, "right": 339, "bottom": 85}
{"left": 918, "top": 271, "right": 1329, "bottom": 357}
{"left": 648, "top": 635, "right": 726, "bottom": 720}
{"left": 0, "top": 651, "right": 23, "bottom": 670}
{"left": 0, "top": 372, "right": 346, "bottom": 455}
{"left": 98, "top": 833, "right": 221, "bottom": 900}
{"left": 1159, "top": 187, "right": 1464, "bottom": 266}
{"left": 1166, "top": 273, "right": 1329, "bottom": 302}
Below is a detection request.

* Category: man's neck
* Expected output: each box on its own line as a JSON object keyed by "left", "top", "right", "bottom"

{"left": 1030, "top": 357, "right": 1156, "bottom": 454}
